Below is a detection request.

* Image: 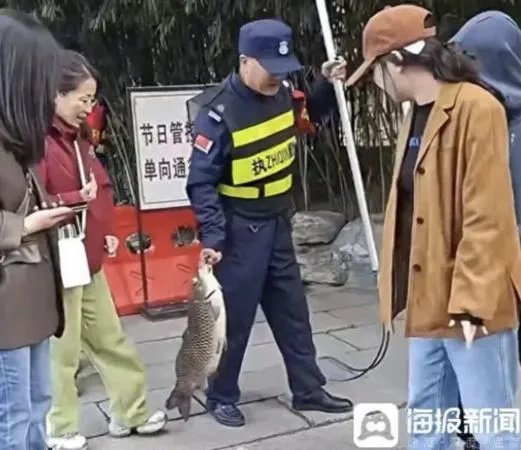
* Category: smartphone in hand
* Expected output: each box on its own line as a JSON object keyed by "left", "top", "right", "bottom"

{"left": 68, "top": 201, "right": 89, "bottom": 213}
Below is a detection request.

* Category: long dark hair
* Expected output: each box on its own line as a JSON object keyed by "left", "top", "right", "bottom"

{"left": 380, "top": 37, "right": 505, "bottom": 104}
{"left": 59, "top": 50, "right": 100, "bottom": 95}
{"left": 0, "top": 9, "right": 62, "bottom": 166}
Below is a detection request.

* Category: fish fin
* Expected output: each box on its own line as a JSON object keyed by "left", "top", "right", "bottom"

{"left": 181, "top": 328, "right": 190, "bottom": 341}
{"left": 165, "top": 388, "right": 178, "bottom": 410}
{"left": 165, "top": 388, "right": 192, "bottom": 421}
{"left": 208, "top": 339, "right": 228, "bottom": 381}
{"left": 209, "top": 292, "right": 224, "bottom": 321}
{"left": 178, "top": 397, "right": 192, "bottom": 422}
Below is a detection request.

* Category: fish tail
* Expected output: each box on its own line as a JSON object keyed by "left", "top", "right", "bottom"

{"left": 165, "top": 388, "right": 192, "bottom": 421}
{"left": 178, "top": 396, "right": 192, "bottom": 422}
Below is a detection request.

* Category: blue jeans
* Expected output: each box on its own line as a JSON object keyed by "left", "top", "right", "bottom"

{"left": 408, "top": 330, "right": 521, "bottom": 449}
{"left": 0, "top": 340, "right": 51, "bottom": 450}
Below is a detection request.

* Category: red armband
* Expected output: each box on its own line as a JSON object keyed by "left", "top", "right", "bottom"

{"left": 292, "top": 89, "right": 316, "bottom": 135}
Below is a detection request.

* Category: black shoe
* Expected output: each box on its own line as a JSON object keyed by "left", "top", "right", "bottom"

{"left": 205, "top": 399, "right": 245, "bottom": 427}
{"left": 292, "top": 389, "right": 353, "bottom": 414}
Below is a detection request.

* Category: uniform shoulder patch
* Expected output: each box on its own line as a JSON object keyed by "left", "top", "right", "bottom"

{"left": 194, "top": 134, "right": 214, "bottom": 154}
{"left": 208, "top": 110, "right": 222, "bottom": 123}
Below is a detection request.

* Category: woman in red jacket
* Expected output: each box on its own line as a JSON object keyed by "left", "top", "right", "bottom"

{"left": 37, "top": 50, "right": 166, "bottom": 450}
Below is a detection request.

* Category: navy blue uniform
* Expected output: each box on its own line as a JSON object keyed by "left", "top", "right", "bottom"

{"left": 186, "top": 74, "right": 335, "bottom": 404}
{"left": 184, "top": 18, "right": 352, "bottom": 427}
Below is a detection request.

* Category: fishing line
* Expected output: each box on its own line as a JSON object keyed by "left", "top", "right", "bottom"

{"left": 322, "top": 325, "right": 391, "bottom": 382}
{"left": 320, "top": 272, "right": 392, "bottom": 382}
{"left": 322, "top": 64, "right": 402, "bottom": 382}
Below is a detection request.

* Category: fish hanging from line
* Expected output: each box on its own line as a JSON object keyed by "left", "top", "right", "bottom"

{"left": 165, "top": 263, "right": 227, "bottom": 421}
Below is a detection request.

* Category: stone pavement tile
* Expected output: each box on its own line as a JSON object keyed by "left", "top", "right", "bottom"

{"left": 241, "top": 332, "right": 358, "bottom": 374}
{"left": 78, "top": 371, "right": 107, "bottom": 404}
{"left": 329, "top": 324, "right": 383, "bottom": 350}
{"left": 254, "top": 308, "right": 266, "bottom": 323}
{"left": 347, "top": 269, "right": 379, "bottom": 290}
{"left": 222, "top": 421, "right": 358, "bottom": 450}
{"left": 88, "top": 399, "right": 308, "bottom": 450}
{"left": 121, "top": 315, "right": 187, "bottom": 343}
{"left": 194, "top": 364, "right": 289, "bottom": 406}
{"left": 131, "top": 310, "right": 344, "bottom": 370}
{"left": 309, "top": 312, "right": 353, "bottom": 333}
{"left": 80, "top": 403, "right": 109, "bottom": 438}
{"left": 242, "top": 341, "right": 285, "bottom": 372}
{"left": 306, "top": 286, "right": 377, "bottom": 313}
{"left": 144, "top": 362, "right": 176, "bottom": 392}
{"left": 278, "top": 336, "right": 408, "bottom": 426}
{"left": 236, "top": 365, "right": 288, "bottom": 404}
{"left": 247, "top": 321, "right": 274, "bottom": 346}
{"left": 327, "top": 302, "right": 380, "bottom": 328}
{"left": 135, "top": 337, "right": 181, "bottom": 366}
{"left": 217, "top": 405, "right": 419, "bottom": 450}
{"left": 314, "top": 333, "right": 359, "bottom": 355}
{"left": 79, "top": 360, "right": 176, "bottom": 404}
{"left": 195, "top": 333, "right": 357, "bottom": 405}
{"left": 98, "top": 387, "right": 206, "bottom": 422}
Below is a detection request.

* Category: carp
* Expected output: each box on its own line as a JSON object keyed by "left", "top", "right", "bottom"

{"left": 165, "top": 263, "right": 227, "bottom": 421}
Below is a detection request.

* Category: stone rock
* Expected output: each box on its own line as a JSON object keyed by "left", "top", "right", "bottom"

{"left": 331, "top": 215, "right": 383, "bottom": 288}
{"left": 295, "top": 244, "right": 349, "bottom": 286}
{"left": 295, "top": 214, "right": 384, "bottom": 288}
{"left": 291, "top": 210, "right": 347, "bottom": 245}
{"left": 332, "top": 215, "right": 383, "bottom": 269}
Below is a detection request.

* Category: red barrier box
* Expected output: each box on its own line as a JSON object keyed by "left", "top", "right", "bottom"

{"left": 103, "top": 205, "right": 200, "bottom": 316}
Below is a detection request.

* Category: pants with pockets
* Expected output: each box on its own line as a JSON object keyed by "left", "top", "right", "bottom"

{"left": 0, "top": 339, "right": 51, "bottom": 449}
{"left": 47, "top": 270, "right": 149, "bottom": 436}
{"left": 206, "top": 213, "right": 325, "bottom": 405}
{"left": 408, "top": 330, "right": 521, "bottom": 449}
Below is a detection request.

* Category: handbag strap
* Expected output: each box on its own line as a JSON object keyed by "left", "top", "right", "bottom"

{"left": 73, "top": 141, "right": 87, "bottom": 234}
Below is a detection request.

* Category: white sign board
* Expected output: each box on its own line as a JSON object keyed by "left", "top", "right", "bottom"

{"left": 129, "top": 87, "right": 203, "bottom": 210}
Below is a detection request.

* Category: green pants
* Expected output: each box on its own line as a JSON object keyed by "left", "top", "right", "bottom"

{"left": 47, "top": 270, "right": 149, "bottom": 436}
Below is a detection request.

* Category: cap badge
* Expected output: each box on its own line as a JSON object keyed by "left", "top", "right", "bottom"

{"left": 279, "top": 41, "right": 289, "bottom": 55}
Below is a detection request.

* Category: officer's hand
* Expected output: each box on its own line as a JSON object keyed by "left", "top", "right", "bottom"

{"left": 322, "top": 57, "right": 347, "bottom": 83}
{"left": 200, "top": 248, "right": 222, "bottom": 265}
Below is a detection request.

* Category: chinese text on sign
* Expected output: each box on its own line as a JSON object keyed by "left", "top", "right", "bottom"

{"left": 129, "top": 87, "right": 203, "bottom": 210}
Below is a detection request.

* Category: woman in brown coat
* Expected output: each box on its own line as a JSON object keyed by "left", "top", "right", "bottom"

{"left": 0, "top": 9, "right": 74, "bottom": 450}
{"left": 346, "top": 5, "right": 521, "bottom": 449}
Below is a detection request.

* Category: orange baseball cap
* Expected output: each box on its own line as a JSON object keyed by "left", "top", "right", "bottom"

{"left": 345, "top": 4, "right": 437, "bottom": 87}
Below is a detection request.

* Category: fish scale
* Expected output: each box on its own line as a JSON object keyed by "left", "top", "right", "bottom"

{"left": 165, "top": 264, "right": 227, "bottom": 421}
{"left": 175, "top": 301, "right": 216, "bottom": 383}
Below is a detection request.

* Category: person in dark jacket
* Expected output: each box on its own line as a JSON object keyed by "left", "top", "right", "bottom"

{"left": 37, "top": 50, "right": 167, "bottom": 450}
{"left": 0, "top": 9, "right": 73, "bottom": 450}
{"left": 186, "top": 19, "right": 354, "bottom": 428}
{"left": 448, "top": 11, "right": 521, "bottom": 450}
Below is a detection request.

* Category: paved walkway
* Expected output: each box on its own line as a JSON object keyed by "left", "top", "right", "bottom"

{"left": 77, "top": 283, "right": 413, "bottom": 449}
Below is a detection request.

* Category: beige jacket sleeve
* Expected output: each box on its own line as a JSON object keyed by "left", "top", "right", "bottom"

{"left": 0, "top": 210, "right": 23, "bottom": 252}
{"left": 448, "top": 99, "right": 513, "bottom": 320}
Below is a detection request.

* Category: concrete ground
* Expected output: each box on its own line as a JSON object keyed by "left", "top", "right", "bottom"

{"left": 77, "top": 284, "right": 415, "bottom": 449}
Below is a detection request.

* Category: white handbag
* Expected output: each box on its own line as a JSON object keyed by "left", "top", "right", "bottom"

{"left": 58, "top": 141, "right": 91, "bottom": 289}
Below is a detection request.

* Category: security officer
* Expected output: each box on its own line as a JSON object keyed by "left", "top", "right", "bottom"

{"left": 186, "top": 18, "right": 353, "bottom": 428}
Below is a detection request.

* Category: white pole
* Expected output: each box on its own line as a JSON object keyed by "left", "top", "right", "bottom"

{"left": 315, "top": 0, "right": 379, "bottom": 272}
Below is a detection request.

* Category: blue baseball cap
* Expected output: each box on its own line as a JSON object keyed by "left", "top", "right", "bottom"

{"left": 238, "top": 19, "right": 303, "bottom": 76}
